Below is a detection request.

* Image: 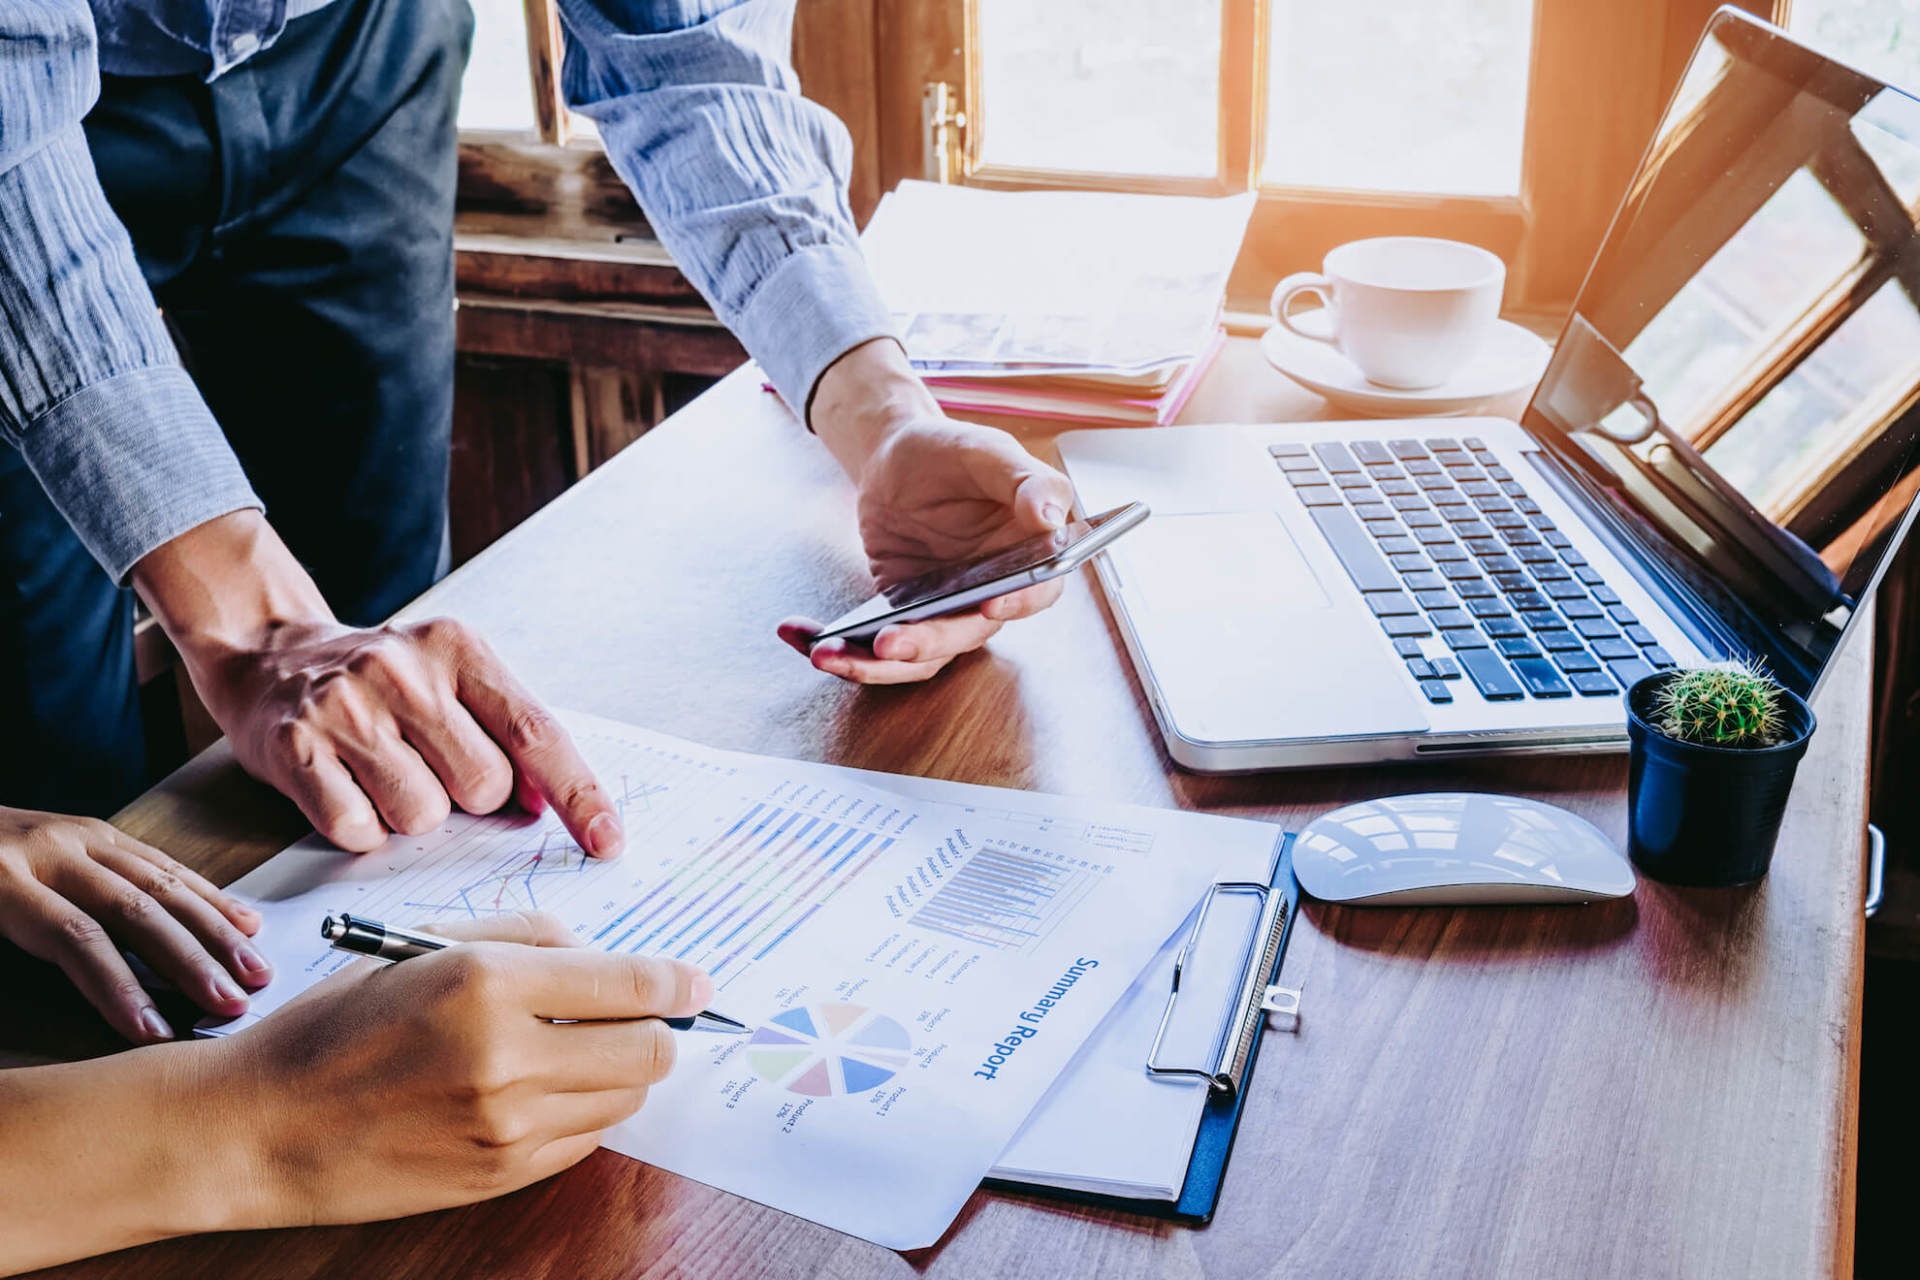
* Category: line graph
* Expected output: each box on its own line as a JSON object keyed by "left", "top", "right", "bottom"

{"left": 400, "top": 832, "right": 590, "bottom": 917}
{"left": 397, "top": 774, "right": 666, "bottom": 919}
{"left": 616, "top": 773, "right": 668, "bottom": 816}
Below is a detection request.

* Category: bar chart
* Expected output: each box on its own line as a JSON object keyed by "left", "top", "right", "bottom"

{"left": 907, "top": 841, "right": 1109, "bottom": 953}
{"left": 590, "top": 795, "right": 902, "bottom": 982}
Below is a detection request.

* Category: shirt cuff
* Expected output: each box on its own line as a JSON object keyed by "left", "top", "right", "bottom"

{"left": 16, "top": 365, "right": 262, "bottom": 583}
{"left": 729, "top": 243, "right": 899, "bottom": 424}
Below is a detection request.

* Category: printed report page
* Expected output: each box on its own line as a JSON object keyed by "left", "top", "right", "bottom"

{"left": 213, "top": 712, "right": 1283, "bottom": 1248}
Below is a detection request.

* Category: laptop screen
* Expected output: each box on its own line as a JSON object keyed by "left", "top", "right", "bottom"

{"left": 1522, "top": 10, "right": 1920, "bottom": 696}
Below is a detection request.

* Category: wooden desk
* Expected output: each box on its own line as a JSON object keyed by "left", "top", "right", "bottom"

{"left": 19, "top": 339, "right": 1868, "bottom": 1279}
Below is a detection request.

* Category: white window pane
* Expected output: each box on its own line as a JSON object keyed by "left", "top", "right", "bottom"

{"left": 1790, "top": 0, "right": 1920, "bottom": 95}
{"left": 976, "top": 0, "right": 1219, "bottom": 178}
{"left": 1263, "top": 0, "right": 1532, "bottom": 195}
{"left": 460, "top": 0, "right": 537, "bottom": 133}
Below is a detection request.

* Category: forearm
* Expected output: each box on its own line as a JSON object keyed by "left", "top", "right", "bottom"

{"left": 131, "top": 510, "right": 334, "bottom": 681}
{"left": 557, "top": 0, "right": 897, "bottom": 417}
{"left": 2, "top": 7, "right": 260, "bottom": 584}
{"left": 0, "top": 1047, "right": 265, "bottom": 1274}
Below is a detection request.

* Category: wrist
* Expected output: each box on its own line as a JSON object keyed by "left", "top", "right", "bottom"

{"left": 131, "top": 510, "right": 335, "bottom": 665}
{"left": 141, "top": 1040, "right": 287, "bottom": 1237}
{"left": 17, "top": 1044, "right": 280, "bottom": 1255}
{"left": 809, "top": 337, "right": 938, "bottom": 480}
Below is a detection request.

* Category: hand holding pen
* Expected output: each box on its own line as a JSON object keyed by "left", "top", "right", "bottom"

{"left": 186, "top": 911, "right": 715, "bottom": 1228}
{"left": 322, "top": 913, "right": 747, "bottom": 1033}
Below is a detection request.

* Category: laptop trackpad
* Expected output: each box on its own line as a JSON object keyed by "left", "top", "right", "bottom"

{"left": 1109, "top": 512, "right": 1428, "bottom": 744}
{"left": 1120, "top": 512, "right": 1331, "bottom": 615}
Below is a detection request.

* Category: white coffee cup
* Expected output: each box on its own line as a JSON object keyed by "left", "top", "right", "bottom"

{"left": 1269, "top": 237, "right": 1506, "bottom": 390}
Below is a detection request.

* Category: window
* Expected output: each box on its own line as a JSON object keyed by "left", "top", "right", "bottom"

{"left": 1260, "top": 0, "right": 1534, "bottom": 196}
{"left": 459, "top": 0, "right": 536, "bottom": 133}
{"left": 452, "top": 0, "right": 1920, "bottom": 326}
{"left": 900, "top": 2, "right": 1795, "bottom": 314}
{"left": 974, "top": 3, "right": 1220, "bottom": 178}
{"left": 452, "top": 1, "right": 877, "bottom": 237}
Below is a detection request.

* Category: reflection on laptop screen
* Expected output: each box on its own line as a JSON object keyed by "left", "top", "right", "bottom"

{"left": 1523, "top": 12, "right": 1920, "bottom": 696}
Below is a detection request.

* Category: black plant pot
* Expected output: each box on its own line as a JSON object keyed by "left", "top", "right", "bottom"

{"left": 1623, "top": 672, "right": 1816, "bottom": 887}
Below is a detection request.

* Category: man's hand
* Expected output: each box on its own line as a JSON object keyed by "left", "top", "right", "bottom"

{"left": 782, "top": 339, "right": 1076, "bottom": 684}
{"left": 0, "top": 807, "right": 268, "bottom": 1042}
{"left": 132, "top": 512, "right": 622, "bottom": 856}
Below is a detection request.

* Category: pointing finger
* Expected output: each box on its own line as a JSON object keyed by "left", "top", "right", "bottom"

{"left": 453, "top": 649, "right": 622, "bottom": 859}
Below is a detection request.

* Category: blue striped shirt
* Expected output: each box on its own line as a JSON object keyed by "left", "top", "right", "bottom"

{"left": 0, "top": 0, "right": 893, "bottom": 582}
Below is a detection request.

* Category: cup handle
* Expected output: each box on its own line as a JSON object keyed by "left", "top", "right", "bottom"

{"left": 1270, "top": 272, "right": 1337, "bottom": 343}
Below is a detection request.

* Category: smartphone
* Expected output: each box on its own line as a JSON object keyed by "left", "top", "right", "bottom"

{"left": 811, "top": 501, "right": 1150, "bottom": 646}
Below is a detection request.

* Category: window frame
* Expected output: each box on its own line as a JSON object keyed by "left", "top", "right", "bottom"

{"left": 927, "top": 0, "right": 1786, "bottom": 316}
{"left": 455, "top": 0, "right": 886, "bottom": 237}
{"left": 448, "top": 0, "right": 882, "bottom": 374}
{"left": 457, "top": 0, "right": 1789, "bottom": 319}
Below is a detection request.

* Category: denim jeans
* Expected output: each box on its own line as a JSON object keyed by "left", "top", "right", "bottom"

{"left": 0, "top": 0, "right": 468, "bottom": 814}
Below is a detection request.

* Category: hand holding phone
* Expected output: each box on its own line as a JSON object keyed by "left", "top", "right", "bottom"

{"left": 777, "top": 502, "right": 1150, "bottom": 683}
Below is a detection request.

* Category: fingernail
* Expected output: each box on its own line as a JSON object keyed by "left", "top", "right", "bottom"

{"left": 587, "top": 812, "right": 623, "bottom": 858}
{"left": 1041, "top": 502, "right": 1067, "bottom": 528}
{"left": 235, "top": 944, "right": 272, "bottom": 980}
{"left": 139, "top": 1007, "right": 174, "bottom": 1042}
{"left": 689, "top": 969, "right": 715, "bottom": 1008}
{"left": 211, "top": 974, "right": 248, "bottom": 1007}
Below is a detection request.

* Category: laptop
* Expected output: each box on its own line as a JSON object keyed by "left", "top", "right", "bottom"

{"left": 1059, "top": 9, "right": 1920, "bottom": 772}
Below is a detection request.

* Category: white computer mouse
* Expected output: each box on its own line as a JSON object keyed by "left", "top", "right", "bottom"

{"left": 1292, "top": 792, "right": 1635, "bottom": 906}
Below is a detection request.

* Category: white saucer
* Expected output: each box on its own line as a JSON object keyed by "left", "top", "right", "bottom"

{"left": 1260, "top": 314, "right": 1552, "bottom": 417}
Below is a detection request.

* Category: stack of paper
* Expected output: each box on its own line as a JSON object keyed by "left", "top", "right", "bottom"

{"left": 862, "top": 181, "right": 1256, "bottom": 425}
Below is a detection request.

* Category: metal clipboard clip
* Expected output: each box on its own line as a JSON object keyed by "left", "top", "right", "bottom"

{"left": 1146, "top": 880, "right": 1299, "bottom": 1098}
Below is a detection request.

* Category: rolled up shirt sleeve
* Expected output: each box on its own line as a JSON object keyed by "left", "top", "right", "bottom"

{"left": 557, "top": 0, "right": 897, "bottom": 419}
{"left": 1, "top": 1, "right": 260, "bottom": 582}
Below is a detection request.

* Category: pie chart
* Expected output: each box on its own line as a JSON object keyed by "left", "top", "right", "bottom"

{"left": 746, "top": 1003, "right": 913, "bottom": 1097}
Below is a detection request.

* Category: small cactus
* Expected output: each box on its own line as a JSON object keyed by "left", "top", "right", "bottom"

{"left": 1653, "top": 661, "right": 1784, "bottom": 747}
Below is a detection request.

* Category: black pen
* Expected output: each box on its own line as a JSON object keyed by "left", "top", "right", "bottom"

{"left": 320, "top": 912, "right": 749, "bottom": 1034}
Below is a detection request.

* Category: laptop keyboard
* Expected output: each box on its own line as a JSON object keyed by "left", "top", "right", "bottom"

{"left": 1272, "top": 436, "right": 1676, "bottom": 706}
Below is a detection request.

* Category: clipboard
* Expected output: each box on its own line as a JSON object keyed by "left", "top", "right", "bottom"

{"left": 986, "top": 834, "right": 1300, "bottom": 1223}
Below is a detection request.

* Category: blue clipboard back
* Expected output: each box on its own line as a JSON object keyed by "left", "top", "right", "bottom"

{"left": 1170, "top": 833, "right": 1298, "bottom": 1222}
{"left": 983, "top": 833, "right": 1299, "bottom": 1225}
